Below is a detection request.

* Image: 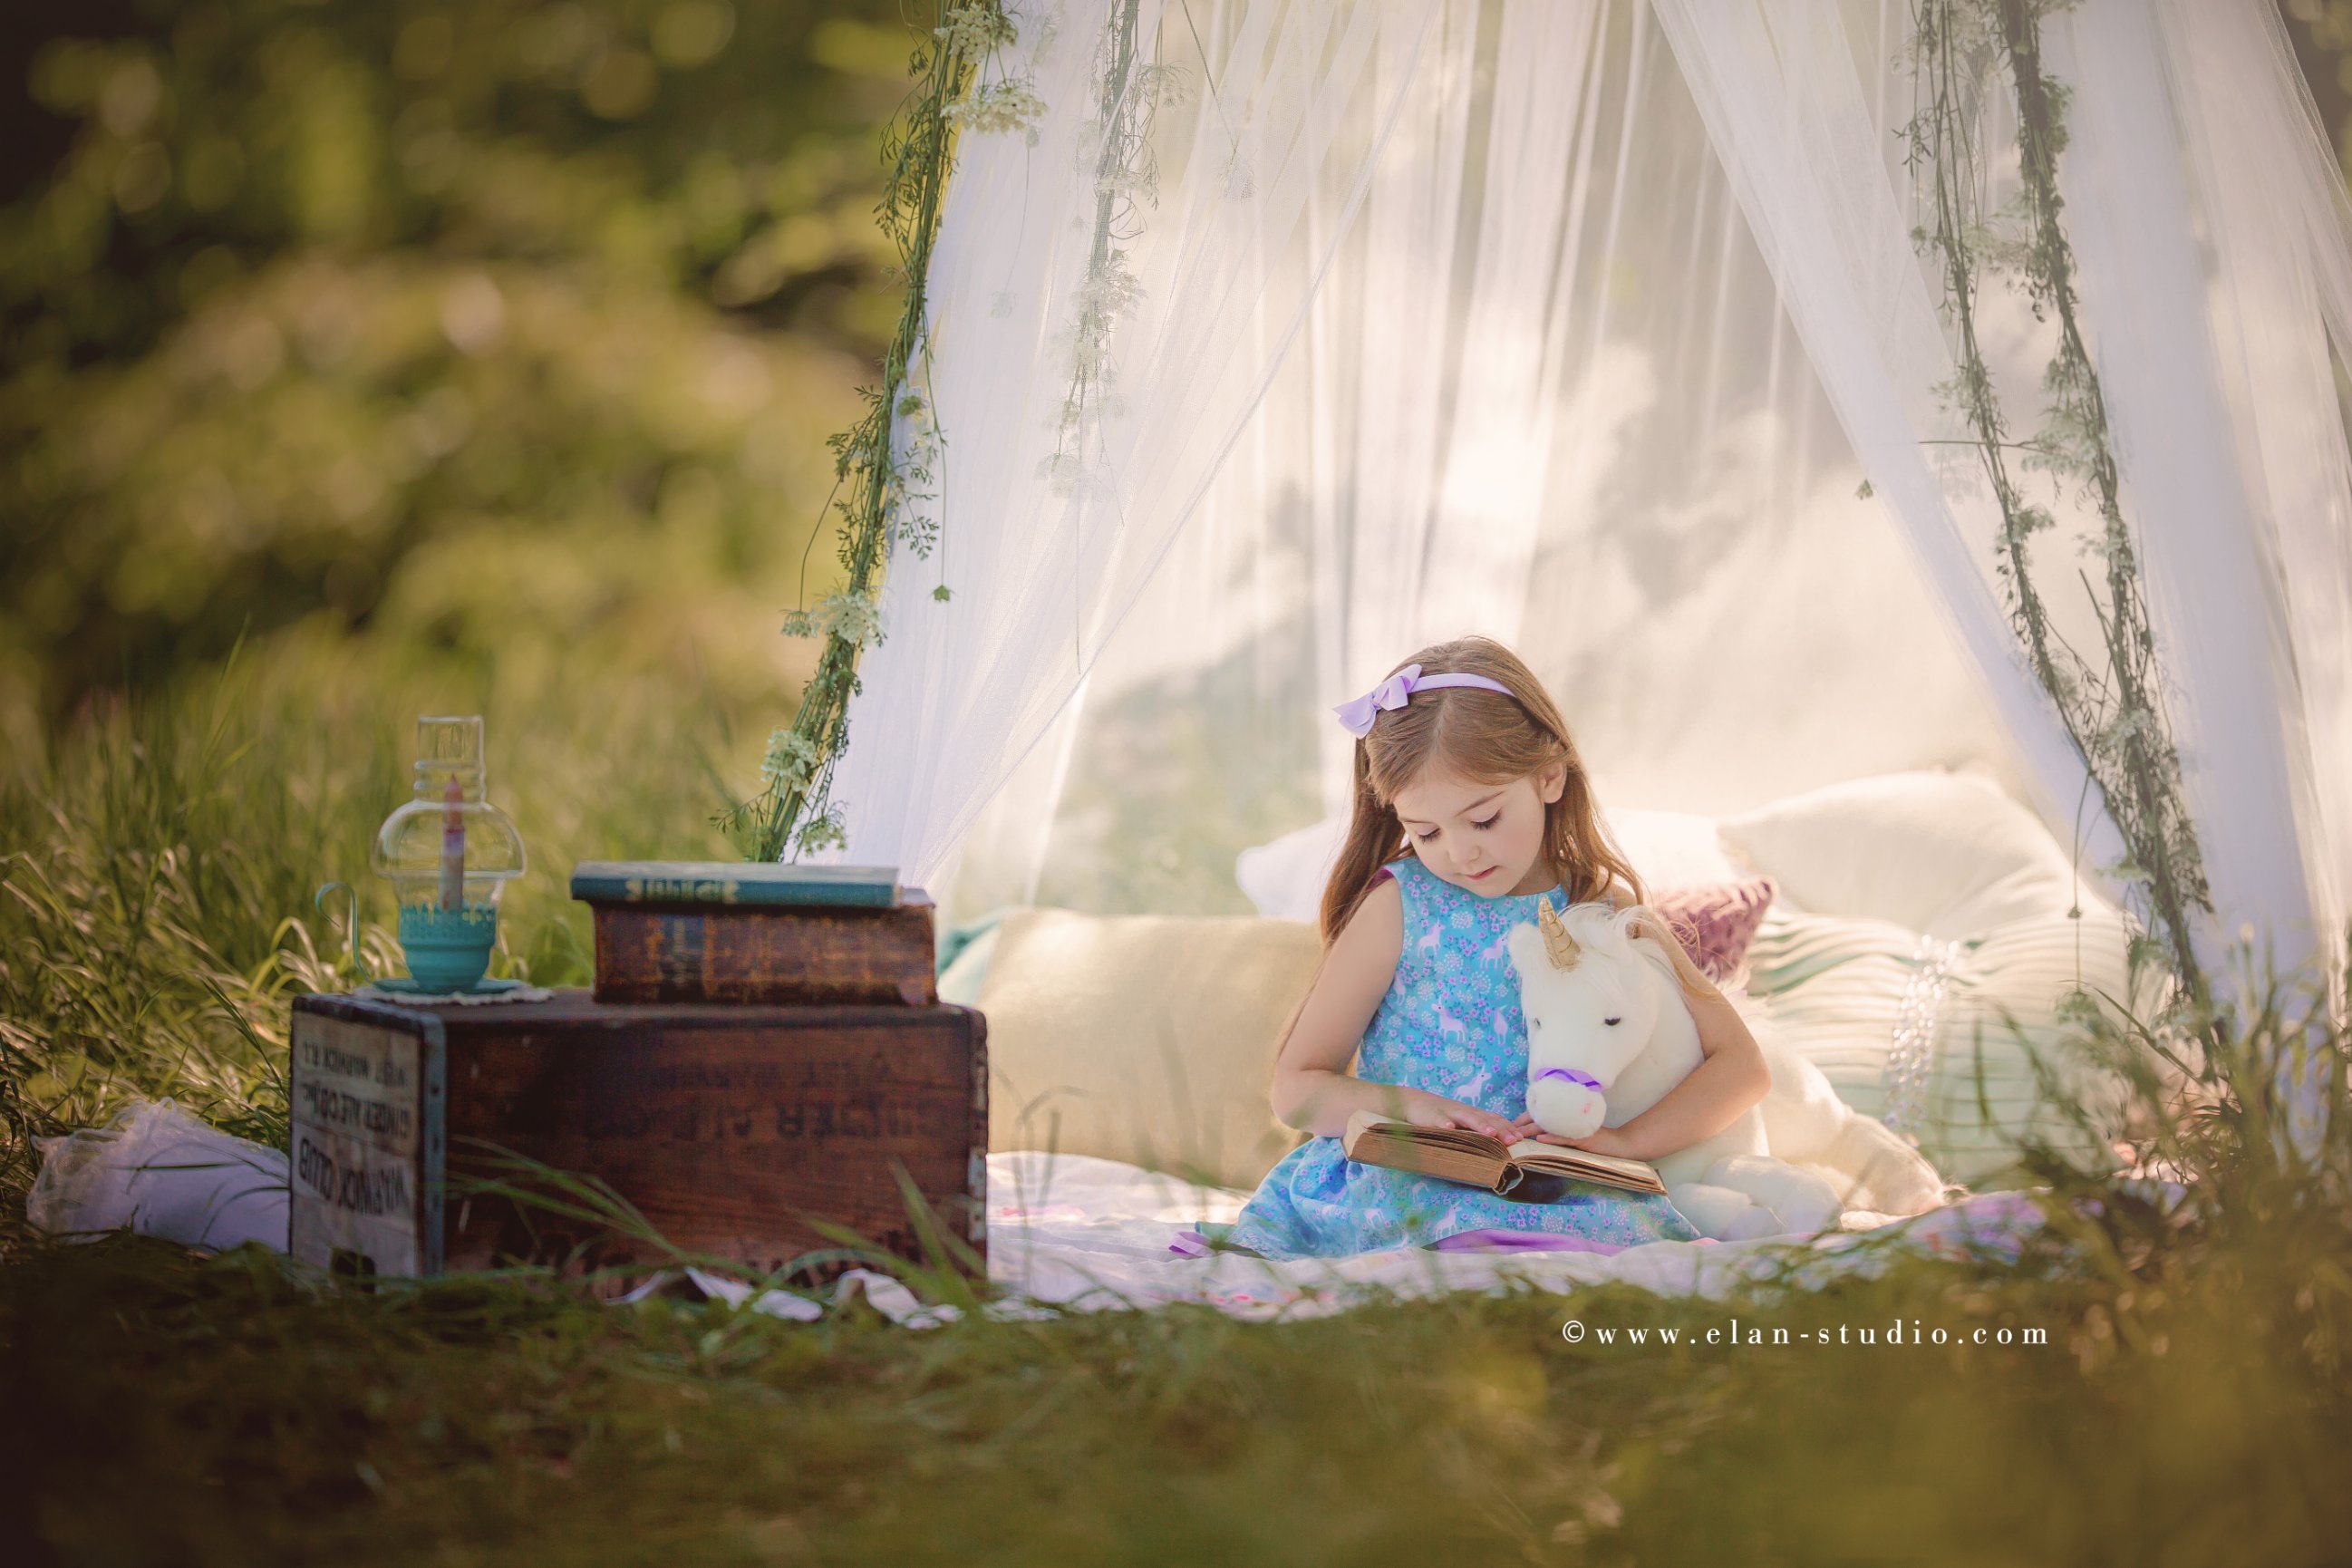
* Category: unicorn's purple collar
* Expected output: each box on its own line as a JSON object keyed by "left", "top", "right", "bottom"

{"left": 1533, "top": 1065, "right": 1604, "bottom": 1092}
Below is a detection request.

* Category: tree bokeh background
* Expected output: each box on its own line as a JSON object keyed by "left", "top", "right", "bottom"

{"left": 2288, "top": 0, "right": 2352, "bottom": 176}
{"left": 3, "top": 0, "right": 917, "bottom": 741}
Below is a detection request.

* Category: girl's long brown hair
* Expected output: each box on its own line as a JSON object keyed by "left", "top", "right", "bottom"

{"left": 1318, "top": 636, "right": 1649, "bottom": 944}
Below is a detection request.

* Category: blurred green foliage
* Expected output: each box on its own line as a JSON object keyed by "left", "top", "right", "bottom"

{"left": 1, "top": 0, "right": 917, "bottom": 751}
{"left": 2285, "top": 0, "right": 2352, "bottom": 179}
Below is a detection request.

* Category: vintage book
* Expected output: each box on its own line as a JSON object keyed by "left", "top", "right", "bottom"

{"left": 288, "top": 990, "right": 986, "bottom": 1289}
{"left": 568, "top": 860, "right": 902, "bottom": 908}
{"left": 587, "top": 888, "right": 937, "bottom": 1006}
{"left": 1341, "top": 1108, "right": 1669, "bottom": 1197}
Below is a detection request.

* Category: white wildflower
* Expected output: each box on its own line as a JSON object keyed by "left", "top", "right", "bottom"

{"left": 944, "top": 79, "right": 1046, "bottom": 137}
{"left": 934, "top": 5, "right": 1017, "bottom": 63}
{"left": 760, "top": 728, "right": 822, "bottom": 790}
{"left": 780, "top": 591, "right": 886, "bottom": 650}
{"left": 796, "top": 805, "right": 849, "bottom": 855}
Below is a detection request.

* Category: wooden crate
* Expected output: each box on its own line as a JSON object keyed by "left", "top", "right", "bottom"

{"left": 288, "top": 991, "right": 985, "bottom": 1288}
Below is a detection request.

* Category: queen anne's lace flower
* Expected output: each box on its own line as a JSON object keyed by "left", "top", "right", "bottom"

{"left": 779, "top": 592, "right": 885, "bottom": 650}
{"left": 944, "top": 80, "right": 1045, "bottom": 137}
{"left": 795, "top": 805, "right": 848, "bottom": 854}
{"left": 934, "top": 7, "right": 1016, "bottom": 61}
{"left": 760, "top": 728, "right": 822, "bottom": 790}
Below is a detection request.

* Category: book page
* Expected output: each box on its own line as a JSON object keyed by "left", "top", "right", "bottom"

{"left": 1505, "top": 1139, "right": 1658, "bottom": 1180}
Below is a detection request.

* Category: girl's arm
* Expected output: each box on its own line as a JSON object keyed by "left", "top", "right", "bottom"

{"left": 1517, "top": 889, "right": 1775, "bottom": 1161}
{"left": 1270, "top": 877, "right": 1523, "bottom": 1143}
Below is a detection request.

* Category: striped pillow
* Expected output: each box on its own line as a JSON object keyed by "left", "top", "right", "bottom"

{"left": 1740, "top": 902, "right": 2167, "bottom": 1188}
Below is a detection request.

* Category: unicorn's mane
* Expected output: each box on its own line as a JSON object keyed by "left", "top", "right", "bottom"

{"left": 1552, "top": 900, "right": 1679, "bottom": 987}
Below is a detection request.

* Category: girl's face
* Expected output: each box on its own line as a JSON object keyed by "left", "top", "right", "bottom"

{"left": 1390, "top": 760, "right": 1567, "bottom": 898}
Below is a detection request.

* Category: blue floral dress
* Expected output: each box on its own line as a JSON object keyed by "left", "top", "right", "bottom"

{"left": 1221, "top": 855, "right": 1705, "bottom": 1259}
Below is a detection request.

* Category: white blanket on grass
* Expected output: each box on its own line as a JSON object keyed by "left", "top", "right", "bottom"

{"left": 916, "top": 1150, "right": 2061, "bottom": 1326}
{"left": 29, "top": 1103, "right": 2163, "bottom": 1327}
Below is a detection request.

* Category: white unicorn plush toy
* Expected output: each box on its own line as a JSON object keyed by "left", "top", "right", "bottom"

{"left": 1508, "top": 899, "right": 1944, "bottom": 1241}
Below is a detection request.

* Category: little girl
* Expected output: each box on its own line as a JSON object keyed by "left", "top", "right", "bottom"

{"left": 1221, "top": 635, "right": 1774, "bottom": 1259}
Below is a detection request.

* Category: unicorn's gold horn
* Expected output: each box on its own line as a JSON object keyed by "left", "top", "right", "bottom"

{"left": 1537, "top": 901, "right": 1581, "bottom": 969}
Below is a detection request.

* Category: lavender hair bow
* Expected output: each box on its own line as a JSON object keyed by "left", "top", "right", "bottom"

{"left": 1332, "top": 663, "right": 1516, "bottom": 737}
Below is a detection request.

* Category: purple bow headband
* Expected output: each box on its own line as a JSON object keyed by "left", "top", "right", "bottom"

{"left": 1333, "top": 663, "right": 1517, "bottom": 738}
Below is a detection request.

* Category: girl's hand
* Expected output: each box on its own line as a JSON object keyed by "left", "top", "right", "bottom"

{"left": 1510, "top": 1112, "right": 1648, "bottom": 1161}
{"left": 1402, "top": 1089, "right": 1520, "bottom": 1145}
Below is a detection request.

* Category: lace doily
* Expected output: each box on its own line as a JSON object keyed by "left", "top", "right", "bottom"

{"left": 351, "top": 981, "right": 556, "bottom": 1007}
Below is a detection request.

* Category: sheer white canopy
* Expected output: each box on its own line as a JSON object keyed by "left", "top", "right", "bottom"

{"left": 827, "top": 0, "right": 2352, "bottom": 1024}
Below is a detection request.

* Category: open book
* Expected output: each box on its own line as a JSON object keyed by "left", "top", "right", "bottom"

{"left": 1341, "top": 1109, "right": 1668, "bottom": 1198}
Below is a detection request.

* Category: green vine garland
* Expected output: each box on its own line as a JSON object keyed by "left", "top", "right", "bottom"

{"left": 1902, "top": 0, "right": 2215, "bottom": 1021}
{"left": 1045, "top": 0, "right": 1185, "bottom": 497}
{"left": 720, "top": 0, "right": 1032, "bottom": 862}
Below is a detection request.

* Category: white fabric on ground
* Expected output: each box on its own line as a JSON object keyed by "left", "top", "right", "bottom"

{"left": 26, "top": 1099, "right": 289, "bottom": 1254}
{"left": 630, "top": 1151, "right": 2098, "bottom": 1328}
{"left": 912, "top": 1150, "right": 2078, "bottom": 1326}
{"left": 29, "top": 1103, "right": 2118, "bottom": 1325}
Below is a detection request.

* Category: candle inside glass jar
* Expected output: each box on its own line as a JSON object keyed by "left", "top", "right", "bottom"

{"left": 438, "top": 776, "right": 466, "bottom": 912}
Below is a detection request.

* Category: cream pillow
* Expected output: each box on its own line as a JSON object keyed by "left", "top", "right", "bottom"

{"left": 1234, "top": 818, "right": 1347, "bottom": 924}
{"left": 975, "top": 909, "right": 1321, "bottom": 1191}
{"left": 1718, "top": 769, "right": 2105, "bottom": 937}
{"left": 1604, "top": 807, "right": 1752, "bottom": 892}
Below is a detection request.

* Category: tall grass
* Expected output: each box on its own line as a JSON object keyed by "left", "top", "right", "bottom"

{"left": 0, "top": 621, "right": 769, "bottom": 1193}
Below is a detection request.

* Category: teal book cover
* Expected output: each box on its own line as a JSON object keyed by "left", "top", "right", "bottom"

{"left": 568, "top": 861, "right": 903, "bottom": 908}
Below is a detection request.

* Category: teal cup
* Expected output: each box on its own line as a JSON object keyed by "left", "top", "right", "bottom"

{"left": 397, "top": 904, "right": 498, "bottom": 993}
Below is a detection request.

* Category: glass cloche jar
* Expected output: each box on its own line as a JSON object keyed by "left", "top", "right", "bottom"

{"left": 372, "top": 715, "right": 526, "bottom": 992}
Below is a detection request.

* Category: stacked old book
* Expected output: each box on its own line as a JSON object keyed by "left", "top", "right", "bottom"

{"left": 571, "top": 860, "right": 938, "bottom": 1006}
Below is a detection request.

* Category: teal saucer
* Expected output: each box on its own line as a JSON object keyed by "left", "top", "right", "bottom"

{"left": 368, "top": 975, "right": 528, "bottom": 998}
